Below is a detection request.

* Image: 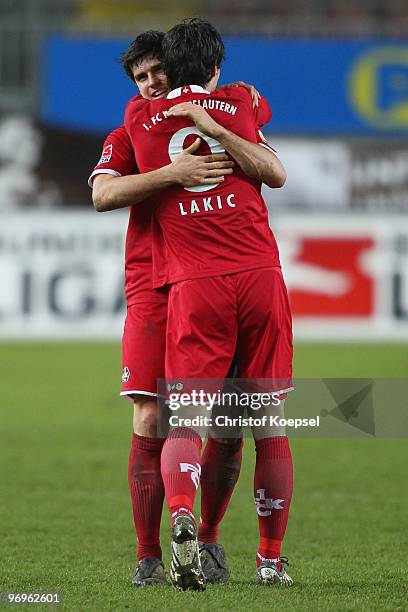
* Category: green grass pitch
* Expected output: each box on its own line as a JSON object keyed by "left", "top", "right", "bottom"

{"left": 1, "top": 343, "right": 407, "bottom": 611}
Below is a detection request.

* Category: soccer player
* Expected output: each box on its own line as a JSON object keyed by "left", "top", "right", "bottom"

{"left": 124, "top": 19, "right": 294, "bottom": 590}
{"left": 89, "top": 31, "right": 267, "bottom": 587}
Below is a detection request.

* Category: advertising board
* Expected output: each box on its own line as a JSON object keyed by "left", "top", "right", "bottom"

{"left": 1, "top": 212, "right": 407, "bottom": 340}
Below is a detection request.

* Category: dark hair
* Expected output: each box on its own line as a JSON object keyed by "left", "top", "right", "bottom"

{"left": 121, "top": 30, "right": 165, "bottom": 81}
{"left": 162, "top": 18, "right": 225, "bottom": 90}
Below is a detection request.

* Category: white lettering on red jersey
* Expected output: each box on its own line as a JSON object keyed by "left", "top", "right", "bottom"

{"left": 124, "top": 85, "right": 280, "bottom": 288}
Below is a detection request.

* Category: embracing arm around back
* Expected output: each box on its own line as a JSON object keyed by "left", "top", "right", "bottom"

{"left": 167, "top": 103, "right": 286, "bottom": 189}
{"left": 92, "top": 138, "right": 234, "bottom": 212}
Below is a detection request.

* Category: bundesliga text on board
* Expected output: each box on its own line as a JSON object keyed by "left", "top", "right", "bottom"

{"left": 1, "top": 212, "right": 408, "bottom": 340}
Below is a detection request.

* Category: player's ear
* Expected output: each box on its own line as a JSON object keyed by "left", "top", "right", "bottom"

{"left": 211, "top": 65, "right": 221, "bottom": 89}
{"left": 211, "top": 65, "right": 220, "bottom": 79}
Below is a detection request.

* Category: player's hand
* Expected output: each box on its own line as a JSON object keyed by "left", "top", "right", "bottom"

{"left": 167, "top": 103, "right": 223, "bottom": 139}
{"left": 220, "top": 81, "right": 261, "bottom": 107}
{"left": 170, "top": 137, "right": 234, "bottom": 187}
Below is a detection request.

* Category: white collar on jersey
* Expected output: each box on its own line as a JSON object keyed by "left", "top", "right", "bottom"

{"left": 166, "top": 85, "right": 211, "bottom": 99}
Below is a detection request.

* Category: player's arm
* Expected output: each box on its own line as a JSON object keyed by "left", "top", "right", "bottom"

{"left": 167, "top": 103, "right": 286, "bottom": 189}
{"left": 91, "top": 137, "right": 234, "bottom": 213}
{"left": 92, "top": 171, "right": 168, "bottom": 212}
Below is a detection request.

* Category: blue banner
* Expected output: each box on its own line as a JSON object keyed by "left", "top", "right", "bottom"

{"left": 41, "top": 36, "right": 408, "bottom": 136}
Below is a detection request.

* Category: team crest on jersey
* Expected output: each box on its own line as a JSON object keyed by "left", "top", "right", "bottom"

{"left": 122, "top": 366, "right": 131, "bottom": 383}
{"left": 98, "top": 143, "right": 112, "bottom": 164}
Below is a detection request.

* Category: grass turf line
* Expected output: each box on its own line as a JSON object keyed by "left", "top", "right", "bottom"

{"left": 0, "top": 343, "right": 407, "bottom": 610}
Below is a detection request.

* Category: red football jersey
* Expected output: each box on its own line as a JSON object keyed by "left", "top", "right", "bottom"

{"left": 124, "top": 85, "right": 280, "bottom": 288}
{"left": 89, "top": 125, "right": 167, "bottom": 304}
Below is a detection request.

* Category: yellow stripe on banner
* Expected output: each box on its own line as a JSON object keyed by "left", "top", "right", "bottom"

{"left": 78, "top": 0, "right": 199, "bottom": 29}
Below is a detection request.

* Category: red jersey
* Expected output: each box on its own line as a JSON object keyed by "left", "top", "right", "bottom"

{"left": 124, "top": 85, "right": 280, "bottom": 288}
{"left": 89, "top": 124, "right": 167, "bottom": 304}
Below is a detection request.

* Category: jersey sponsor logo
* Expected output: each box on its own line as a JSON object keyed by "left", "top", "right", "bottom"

{"left": 179, "top": 193, "right": 236, "bottom": 216}
{"left": 179, "top": 462, "right": 201, "bottom": 489}
{"left": 98, "top": 144, "right": 112, "bottom": 164}
{"left": 122, "top": 366, "right": 131, "bottom": 383}
{"left": 255, "top": 488, "right": 284, "bottom": 516}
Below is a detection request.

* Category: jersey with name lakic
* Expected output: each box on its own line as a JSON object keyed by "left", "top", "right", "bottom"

{"left": 124, "top": 85, "right": 281, "bottom": 288}
{"left": 88, "top": 123, "right": 167, "bottom": 305}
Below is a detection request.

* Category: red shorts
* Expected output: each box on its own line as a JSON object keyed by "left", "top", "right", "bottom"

{"left": 121, "top": 301, "right": 167, "bottom": 398}
{"left": 165, "top": 267, "right": 293, "bottom": 393}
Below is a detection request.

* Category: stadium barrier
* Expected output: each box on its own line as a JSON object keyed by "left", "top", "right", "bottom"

{"left": 0, "top": 211, "right": 407, "bottom": 341}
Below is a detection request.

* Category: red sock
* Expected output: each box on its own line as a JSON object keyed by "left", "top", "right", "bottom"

{"left": 160, "top": 427, "right": 202, "bottom": 524}
{"left": 254, "top": 437, "right": 293, "bottom": 566}
{"left": 199, "top": 437, "right": 243, "bottom": 543}
{"left": 128, "top": 433, "right": 165, "bottom": 561}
